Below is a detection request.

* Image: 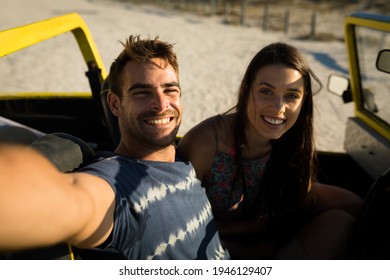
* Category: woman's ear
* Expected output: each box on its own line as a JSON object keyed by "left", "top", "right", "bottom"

{"left": 107, "top": 91, "right": 121, "bottom": 117}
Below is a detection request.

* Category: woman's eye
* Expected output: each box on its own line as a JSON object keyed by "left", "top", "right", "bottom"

{"left": 286, "top": 93, "right": 301, "bottom": 100}
{"left": 259, "top": 88, "right": 272, "bottom": 95}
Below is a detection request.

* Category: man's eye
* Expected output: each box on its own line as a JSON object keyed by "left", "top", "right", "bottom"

{"left": 133, "top": 91, "right": 148, "bottom": 97}
{"left": 165, "top": 88, "right": 180, "bottom": 95}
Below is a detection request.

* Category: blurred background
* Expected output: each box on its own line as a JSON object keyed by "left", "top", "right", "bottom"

{"left": 112, "top": 0, "right": 389, "bottom": 40}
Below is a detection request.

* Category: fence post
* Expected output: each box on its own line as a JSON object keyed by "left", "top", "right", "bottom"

{"left": 210, "top": 0, "right": 217, "bottom": 15}
{"left": 216, "top": 0, "right": 222, "bottom": 13}
{"left": 224, "top": 1, "right": 231, "bottom": 23}
{"left": 284, "top": 9, "right": 290, "bottom": 34}
{"left": 263, "top": 3, "right": 269, "bottom": 31}
{"left": 310, "top": 12, "right": 317, "bottom": 37}
{"left": 180, "top": 0, "right": 185, "bottom": 10}
{"left": 241, "top": 0, "right": 248, "bottom": 26}
{"left": 194, "top": 0, "right": 199, "bottom": 13}
{"left": 203, "top": 1, "right": 208, "bottom": 15}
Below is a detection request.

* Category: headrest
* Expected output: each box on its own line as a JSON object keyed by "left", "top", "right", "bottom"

{"left": 100, "top": 77, "right": 120, "bottom": 148}
{"left": 0, "top": 126, "right": 42, "bottom": 144}
{"left": 30, "top": 133, "right": 95, "bottom": 172}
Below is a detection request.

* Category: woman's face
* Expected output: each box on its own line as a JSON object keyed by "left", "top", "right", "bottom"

{"left": 246, "top": 63, "right": 305, "bottom": 142}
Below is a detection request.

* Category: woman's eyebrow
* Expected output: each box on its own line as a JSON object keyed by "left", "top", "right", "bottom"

{"left": 257, "top": 81, "right": 303, "bottom": 94}
{"left": 257, "top": 81, "right": 274, "bottom": 88}
{"left": 289, "top": 88, "right": 303, "bottom": 94}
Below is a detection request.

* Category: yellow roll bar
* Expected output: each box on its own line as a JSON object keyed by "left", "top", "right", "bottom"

{"left": 0, "top": 12, "right": 107, "bottom": 87}
{"left": 344, "top": 13, "right": 390, "bottom": 142}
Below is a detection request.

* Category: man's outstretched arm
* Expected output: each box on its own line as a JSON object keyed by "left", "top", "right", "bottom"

{"left": 0, "top": 144, "right": 115, "bottom": 251}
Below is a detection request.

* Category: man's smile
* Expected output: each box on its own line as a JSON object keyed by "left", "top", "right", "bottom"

{"left": 144, "top": 117, "right": 173, "bottom": 125}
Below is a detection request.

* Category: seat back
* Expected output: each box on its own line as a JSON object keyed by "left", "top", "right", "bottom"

{"left": 30, "top": 132, "right": 96, "bottom": 172}
{"left": 353, "top": 168, "right": 390, "bottom": 259}
{"left": 100, "top": 77, "right": 120, "bottom": 148}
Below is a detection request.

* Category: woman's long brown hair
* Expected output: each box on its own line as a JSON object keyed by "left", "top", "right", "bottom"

{"left": 228, "top": 42, "right": 322, "bottom": 218}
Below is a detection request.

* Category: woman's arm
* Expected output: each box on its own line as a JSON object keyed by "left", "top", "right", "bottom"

{"left": 0, "top": 144, "right": 115, "bottom": 251}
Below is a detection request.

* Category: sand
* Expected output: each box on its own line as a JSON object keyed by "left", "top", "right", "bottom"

{"left": 0, "top": 0, "right": 360, "bottom": 152}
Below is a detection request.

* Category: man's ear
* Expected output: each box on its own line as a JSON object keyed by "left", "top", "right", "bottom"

{"left": 107, "top": 91, "right": 121, "bottom": 117}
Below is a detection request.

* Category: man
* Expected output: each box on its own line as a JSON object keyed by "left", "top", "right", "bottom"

{"left": 0, "top": 35, "right": 229, "bottom": 260}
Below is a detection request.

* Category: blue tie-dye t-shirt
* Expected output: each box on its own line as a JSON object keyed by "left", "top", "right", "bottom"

{"left": 80, "top": 153, "right": 229, "bottom": 260}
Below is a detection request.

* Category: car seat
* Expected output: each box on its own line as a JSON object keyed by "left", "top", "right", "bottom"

{"left": 30, "top": 132, "right": 96, "bottom": 172}
{"left": 353, "top": 168, "right": 390, "bottom": 259}
{"left": 100, "top": 76, "right": 120, "bottom": 149}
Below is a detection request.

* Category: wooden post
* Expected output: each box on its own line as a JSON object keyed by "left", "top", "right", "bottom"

{"left": 284, "top": 9, "right": 290, "bottom": 34}
{"left": 180, "top": 0, "right": 186, "bottom": 10}
{"left": 216, "top": 0, "right": 222, "bottom": 13}
{"left": 194, "top": 0, "right": 199, "bottom": 13}
{"left": 224, "top": 1, "right": 231, "bottom": 23}
{"left": 241, "top": 0, "right": 248, "bottom": 26}
{"left": 263, "top": 3, "right": 269, "bottom": 31}
{"left": 310, "top": 12, "right": 317, "bottom": 37}
{"left": 210, "top": 0, "right": 217, "bottom": 15}
{"left": 202, "top": 0, "right": 207, "bottom": 15}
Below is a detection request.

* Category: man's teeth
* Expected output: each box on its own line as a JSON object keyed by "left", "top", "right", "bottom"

{"left": 146, "top": 118, "right": 171, "bottom": 125}
{"left": 263, "top": 117, "right": 284, "bottom": 125}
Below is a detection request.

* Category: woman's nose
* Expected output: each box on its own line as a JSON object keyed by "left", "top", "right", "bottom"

{"left": 273, "top": 97, "right": 284, "bottom": 110}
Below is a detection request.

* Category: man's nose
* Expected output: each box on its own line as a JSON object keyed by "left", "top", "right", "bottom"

{"left": 151, "top": 90, "right": 169, "bottom": 111}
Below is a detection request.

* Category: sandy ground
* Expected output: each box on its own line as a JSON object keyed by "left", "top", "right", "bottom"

{"left": 0, "top": 0, "right": 359, "bottom": 152}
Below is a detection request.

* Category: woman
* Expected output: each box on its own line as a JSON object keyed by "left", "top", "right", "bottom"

{"left": 178, "top": 42, "right": 362, "bottom": 259}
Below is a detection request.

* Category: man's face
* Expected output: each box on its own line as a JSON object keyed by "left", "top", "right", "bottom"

{"left": 115, "top": 58, "right": 182, "bottom": 149}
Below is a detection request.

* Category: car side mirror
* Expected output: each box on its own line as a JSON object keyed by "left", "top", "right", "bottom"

{"left": 327, "top": 74, "right": 352, "bottom": 103}
{"left": 376, "top": 49, "right": 390, "bottom": 74}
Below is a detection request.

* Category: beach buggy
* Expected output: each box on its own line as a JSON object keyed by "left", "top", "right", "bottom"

{"left": 0, "top": 12, "right": 389, "bottom": 259}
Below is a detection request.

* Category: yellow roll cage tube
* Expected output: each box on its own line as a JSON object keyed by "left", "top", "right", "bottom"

{"left": 0, "top": 12, "right": 107, "bottom": 99}
{"left": 344, "top": 13, "right": 390, "bottom": 142}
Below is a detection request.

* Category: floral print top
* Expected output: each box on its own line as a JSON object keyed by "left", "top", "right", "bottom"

{"left": 202, "top": 151, "right": 270, "bottom": 220}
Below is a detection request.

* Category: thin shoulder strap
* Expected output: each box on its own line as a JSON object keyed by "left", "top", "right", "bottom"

{"left": 207, "top": 114, "right": 236, "bottom": 156}
{"left": 206, "top": 115, "right": 221, "bottom": 152}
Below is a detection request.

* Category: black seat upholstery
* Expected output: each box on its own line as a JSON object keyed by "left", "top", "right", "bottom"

{"left": 100, "top": 77, "right": 120, "bottom": 149}
{"left": 30, "top": 132, "right": 96, "bottom": 172}
{"left": 353, "top": 168, "right": 390, "bottom": 259}
{"left": 0, "top": 125, "right": 43, "bottom": 145}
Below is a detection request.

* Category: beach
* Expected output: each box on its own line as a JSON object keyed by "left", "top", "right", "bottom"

{"left": 1, "top": 0, "right": 360, "bottom": 152}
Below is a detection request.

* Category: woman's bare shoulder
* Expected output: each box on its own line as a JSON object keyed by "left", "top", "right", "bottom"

{"left": 177, "top": 116, "right": 221, "bottom": 179}
{"left": 179, "top": 117, "right": 217, "bottom": 149}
